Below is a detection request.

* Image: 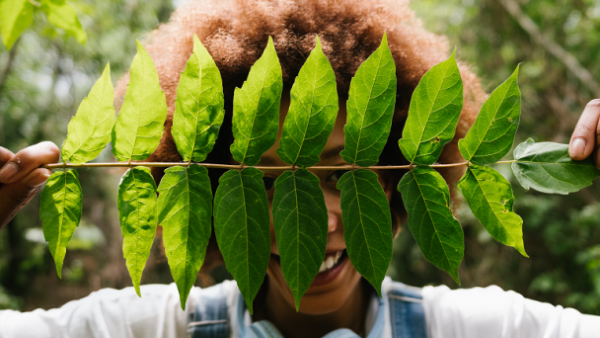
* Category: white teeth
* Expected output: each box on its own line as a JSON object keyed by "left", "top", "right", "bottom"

{"left": 326, "top": 256, "right": 334, "bottom": 269}
{"left": 318, "top": 250, "right": 344, "bottom": 273}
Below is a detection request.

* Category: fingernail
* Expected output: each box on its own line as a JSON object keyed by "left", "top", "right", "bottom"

{"left": 570, "top": 137, "right": 586, "bottom": 158}
{"left": 25, "top": 172, "right": 50, "bottom": 188}
{"left": 0, "top": 162, "right": 19, "bottom": 182}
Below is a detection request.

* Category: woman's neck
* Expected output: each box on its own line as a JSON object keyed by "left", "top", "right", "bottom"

{"left": 252, "top": 278, "right": 372, "bottom": 338}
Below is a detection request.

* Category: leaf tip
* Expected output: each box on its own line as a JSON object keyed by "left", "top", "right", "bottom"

{"left": 314, "top": 35, "right": 322, "bottom": 49}
{"left": 134, "top": 284, "right": 142, "bottom": 298}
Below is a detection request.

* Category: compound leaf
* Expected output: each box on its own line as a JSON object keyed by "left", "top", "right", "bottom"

{"left": 0, "top": 0, "right": 34, "bottom": 50}
{"left": 276, "top": 36, "right": 338, "bottom": 167}
{"left": 41, "top": 0, "right": 86, "bottom": 44}
{"left": 512, "top": 138, "right": 600, "bottom": 194}
{"left": 398, "top": 167, "right": 463, "bottom": 284}
{"left": 459, "top": 66, "right": 520, "bottom": 164}
{"left": 458, "top": 165, "right": 527, "bottom": 256}
{"left": 272, "top": 169, "right": 328, "bottom": 310}
{"left": 213, "top": 168, "right": 270, "bottom": 314}
{"left": 172, "top": 35, "right": 224, "bottom": 162}
{"left": 40, "top": 169, "right": 82, "bottom": 278}
{"left": 337, "top": 169, "right": 392, "bottom": 296}
{"left": 231, "top": 36, "right": 283, "bottom": 166}
{"left": 157, "top": 165, "right": 212, "bottom": 309}
{"left": 398, "top": 51, "right": 463, "bottom": 165}
{"left": 61, "top": 63, "right": 115, "bottom": 164}
{"left": 341, "top": 33, "right": 397, "bottom": 167}
{"left": 117, "top": 166, "right": 158, "bottom": 296}
{"left": 112, "top": 41, "right": 167, "bottom": 162}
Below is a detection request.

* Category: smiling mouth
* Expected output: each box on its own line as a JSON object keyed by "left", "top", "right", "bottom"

{"left": 271, "top": 249, "right": 348, "bottom": 274}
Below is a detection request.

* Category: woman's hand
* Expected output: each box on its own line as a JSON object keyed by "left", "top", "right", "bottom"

{"left": 0, "top": 141, "right": 59, "bottom": 230}
{"left": 569, "top": 99, "right": 600, "bottom": 168}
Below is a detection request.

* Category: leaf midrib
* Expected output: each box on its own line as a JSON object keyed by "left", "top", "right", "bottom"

{"left": 351, "top": 171, "right": 377, "bottom": 280}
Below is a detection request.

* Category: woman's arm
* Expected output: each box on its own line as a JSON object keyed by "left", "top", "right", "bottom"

{"left": 569, "top": 99, "right": 600, "bottom": 166}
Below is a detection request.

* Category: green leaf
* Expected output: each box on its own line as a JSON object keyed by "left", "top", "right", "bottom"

{"left": 112, "top": 41, "right": 167, "bottom": 162}
{"left": 459, "top": 66, "right": 520, "bottom": 164}
{"left": 398, "top": 167, "right": 463, "bottom": 283}
{"left": 272, "top": 169, "right": 328, "bottom": 310}
{"left": 0, "top": 0, "right": 34, "bottom": 50}
{"left": 172, "top": 35, "right": 224, "bottom": 162}
{"left": 337, "top": 169, "right": 392, "bottom": 295}
{"left": 512, "top": 138, "right": 600, "bottom": 194}
{"left": 213, "top": 168, "right": 270, "bottom": 314}
{"left": 458, "top": 165, "right": 527, "bottom": 256}
{"left": 231, "top": 36, "right": 283, "bottom": 166}
{"left": 398, "top": 50, "right": 463, "bottom": 165}
{"left": 276, "top": 36, "right": 338, "bottom": 167}
{"left": 41, "top": 0, "right": 87, "bottom": 44}
{"left": 61, "top": 63, "right": 115, "bottom": 164}
{"left": 157, "top": 165, "right": 212, "bottom": 309}
{"left": 340, "top": 33, "right": 397, "bottom": 167}
{"left": 40, "top": 169, "right": 82, "bottom": 278}
{"left": 117, "top": 166, "right": 158, "bottom": 296}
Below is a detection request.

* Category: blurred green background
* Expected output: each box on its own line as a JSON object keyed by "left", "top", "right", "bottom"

{"left": 1, "top": 0, "right": 600, "bottom": 315}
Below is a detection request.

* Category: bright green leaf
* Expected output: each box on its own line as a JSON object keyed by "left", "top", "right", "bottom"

{"left": 231, "top": 36, "right": 283, "bottom": 166}
{"left": 41, "top": 0, "right": 87, "bottom": 44}
{"left": 61, "top": 63, "right": 115, "bottom": 164}
{"left": 213, "top": 168, "right": 270, "bottom": 314}
{"left": 398, "top": 167, "right": 463, "bottom": 284}
{"left": 117, "top": 166, "right": 158, "bottom": 296}
{"left": 340, "top": 33, "right": 396, "bottom": 167}
{"left": 272, "top": 169, "right": 328, "bottom": 310}
{"left": 398, "top": 50, "right": 463, "bottom": 165}
{"left": 0, "top": 0, "right": 34, "bottom": 50}
{"left": 157, "top": 164, "right": 212, "bottom": 309}
{"left": 337, "top": 169, "right": 392, "bottom": 295}
{"left": 512, "top": 138, "right": 600, "bottom": 194}
{"left": 40, "top": 169, "right": 82, "bottom": 278}
{"left": 112, "top": 41, "right": 167, "bottom": 162}
{"left": 172, "top": 35, "right": 224, "bottom": 162}
{"left": 458, "top": 165, "right": 527, "bottom": 256}
{"left": 276, "top": 36, "right": 338, "bottom": 167}
{"left": 459, "top": 66, "right": 520, "bottom": 164}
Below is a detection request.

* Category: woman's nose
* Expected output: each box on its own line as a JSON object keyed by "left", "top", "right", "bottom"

{"left": 328, "top": 211, "right": 338, "bottom": 233}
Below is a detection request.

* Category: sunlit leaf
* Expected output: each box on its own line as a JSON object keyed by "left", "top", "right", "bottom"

{"left": 398, "top": 167, "right": 463, "bottom": 283}
{"left": 341, "top": 33, "right": 396, "bottom": 167}
{"left": 459, "top": 66, "right": 520, "bottom": 164}
{"left": 41, "top": 0, "right": 87, "bottom": 44}
{"left": 398, "top": 50, "right": 463, "bottom": 165}
{"left": 112, "top": 40, "right": 167, "bottom": 162}
{"left": 213, "top": 168, "right": 270, "bottom": 314}
{"left": 0, "top": 0, "right": 34, "bottom": 50}
{"left": 276, "top": 36, "right": 338, "bottom": 167}
{"left": 337, "top": 169, "right": 392, "bottom": 295}
{"left": 231, "top": 36, "right": 283, "bottom": 166}
{"left": 458, "top": 165, "right": 527, "bottom": 256}
{"left": 40, "top": 169, "right": 82, "bottom": 278}
{"left": 512, "top": 138, "right": 600, "bottom": 194}
{"left": 61, "top": 63, "right": 115, "bottom": 164}
{"left": 157, "top": 165, "right": 212, "bottom": 309}
{"left": 272, "top": 169, "right": 328, "bottom": 310}
{"left": 117, "top": 166, "right": 158, "bottom": 296}
{"left": 172, "top": 35, "right": 224, "bottom": 162}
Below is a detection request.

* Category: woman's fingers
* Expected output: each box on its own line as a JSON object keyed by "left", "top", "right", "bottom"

{"left": 0, "top": 147, "right": 15, "bottom": 167}
{"left": 0, "top": 141, "right": 59, "bottom": 184}
{"left": 569, "top": 99, "right": 600, "bottom": 162}
{"left": 0, "top": 168, "right": 52, "bottom": 229}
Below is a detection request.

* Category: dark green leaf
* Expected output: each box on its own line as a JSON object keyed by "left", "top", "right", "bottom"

{"left": 40, "top": 169, "right": 82, "bottom": 278}
{"left": 272, "top": 169, "right": 328, "bottom": 310}
{"left": 512, "top": 138, "right": 600, "bottom": 194}
{"left": 172, "top": 35, "right": 224, "bottom": 162}
{"left": 0, "top": 0, "right": 34, "bottom": 50}
{"left": 231, "top": 36, "right": 283, "bottom": 166}
{"left": 213, "top": 168, "right": 270, "bottom": 314}
{"left": 157, "top": 165, "right": 212, "bottom": 309}
{"left": 117, "top": 166, "right": 158, "bottom": 296}
{"left": 337, "top": 169, "right": 392, "bottom": 295}
{"left": 112, "top": 41, "right": 167, "bottom": 162}
{"left": 341, "top": 33, "right": 396, "bottom": 167}
{"left": 398, "top": 51, "right": 463, "bottom": 165}
{"left": 398, "top": 167, "right": 463, "bottom": 283}
{"left": 459, "top": 66, "right": 520, "bottom": 164}
{"left": 41, "top": 0, "right": 87, "bottom": 44}
{"left": 458, "top": 165, "right": 527, "bottom": 256}
{"left": 276, "top": 36, "right": 338, "bottom": 167}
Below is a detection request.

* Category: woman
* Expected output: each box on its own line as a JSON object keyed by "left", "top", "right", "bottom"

{"left": 0, "top": 0, "right": 599, "bottom": 337}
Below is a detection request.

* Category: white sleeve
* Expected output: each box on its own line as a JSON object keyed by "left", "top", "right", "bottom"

{"left": 0, "top": 283, "right": 191, "bottom": 338}
{"left": 422, "top": 285, "right": 599, "bottom": 338}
